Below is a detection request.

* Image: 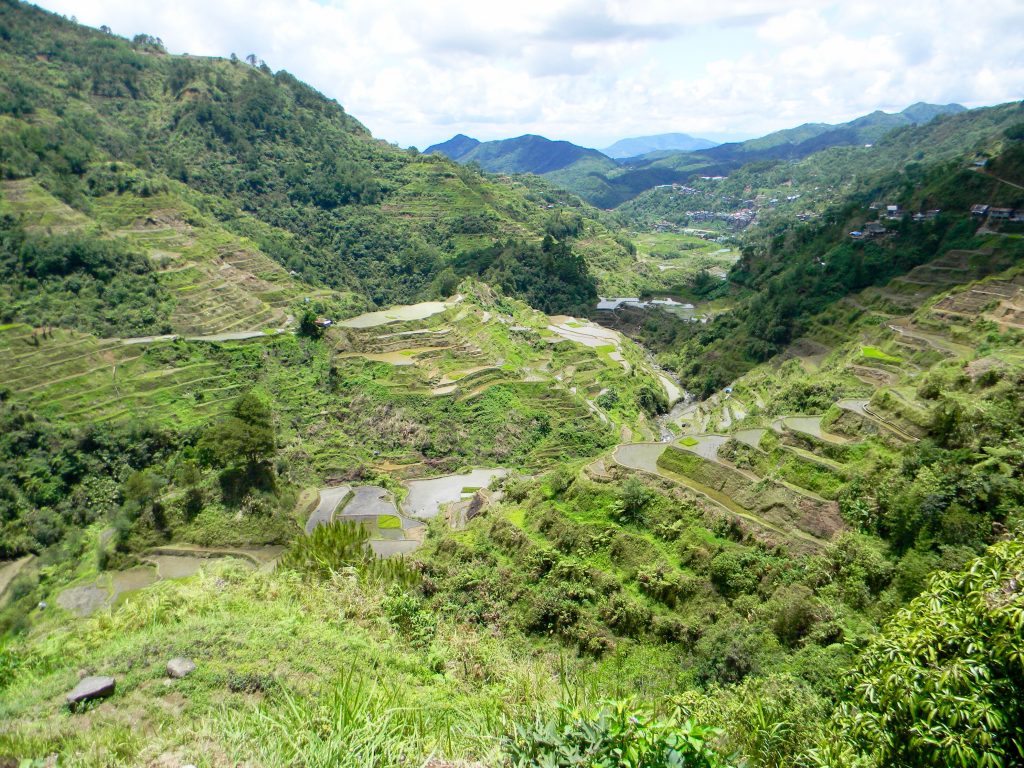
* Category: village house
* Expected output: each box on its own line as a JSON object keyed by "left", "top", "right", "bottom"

{"left": 885, "top": 204, "right": 902, "bottom": 220}
{"left": 970, "top": 204, "right": 990, "bottom": 217}
{"left": 989, "top": 207, "right": 1014, "bottom": 220}
{"left": 864, "top": 222, "right": 887, "bottom": 237}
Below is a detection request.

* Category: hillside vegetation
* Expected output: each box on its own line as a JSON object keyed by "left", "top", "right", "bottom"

{"left": 0, "top": 0, "right": 642, "bottom": 309}
{"left": 1, "top": 2, "right": 1023, "bottom": 767}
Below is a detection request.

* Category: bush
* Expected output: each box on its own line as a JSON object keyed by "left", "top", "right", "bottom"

{"left": 834, "top": 539, "right": 1024, "bottom": 766}
{"left": 599, "top": 592, "right": 651, "bottom": 638}
{"left": 612, "top": 476, "right": 656, "bottom": 523}
{"left": 505, "top": 701, "right": 733, "bottom": 768}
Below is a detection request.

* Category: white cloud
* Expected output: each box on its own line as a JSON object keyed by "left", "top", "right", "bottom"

{"left": 37, "top": 0, "right": 1024, "bottom": 148}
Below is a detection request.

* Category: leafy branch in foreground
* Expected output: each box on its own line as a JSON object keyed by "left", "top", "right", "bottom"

{"left": 827, "top": 538, "right": 1024, "bottom": 767}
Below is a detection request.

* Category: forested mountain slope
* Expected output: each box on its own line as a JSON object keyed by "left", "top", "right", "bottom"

{"left": 427, "top": 133, "right": 617, "bottom": 176}
{"left": 652, "top": 103, "right": 1024, "bottom": 393}
{"left": 0, "top": 0, "right": 640, "bottom": 310}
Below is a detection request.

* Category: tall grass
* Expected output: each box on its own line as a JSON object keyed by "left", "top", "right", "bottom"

{"left": 280, "top": 520, "right": 419, "bottom": 587}
{"left": 215, "top": 667, "right": 505, "bottom": 767}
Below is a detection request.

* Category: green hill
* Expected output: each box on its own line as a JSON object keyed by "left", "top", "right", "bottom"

{"left": 427, "top": 133, "right": 617, "bottom": 176}
{"left": 0, "top": 0, "right": 644, "bottom": 311}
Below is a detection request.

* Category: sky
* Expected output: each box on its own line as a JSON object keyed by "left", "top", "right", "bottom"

{"left": 37, "top": 0, "right": 1024, "bottom": 150}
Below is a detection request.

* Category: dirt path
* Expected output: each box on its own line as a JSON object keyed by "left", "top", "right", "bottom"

{"left": 837, "top": 399, "right": 919, "bottom": 442}
{"left": 145, "top": 544, "right": 284, "bottom": 569}
{"left": 120, "top": 329, "right": 289, "bottom": 345}
{"left": 973, "top": 168, "right": 1024, "bottom": 192}
{"left": 886, "top": 322, "right": 972, "bottom": 357}
{"left": 0, "top": 555, "right": 34, "bottom": 604}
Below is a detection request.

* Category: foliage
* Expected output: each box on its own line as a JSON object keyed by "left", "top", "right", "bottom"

{"left": 453, "top": 236, "right": 597, "bottom": 315}
{"left": 0, "top": 402, "right": 178, "bottom": 558}
{"left": 0, "top": 218, "right": 173, "bottom": 336}
{"left": 279, "top": 519, "right": 372, "bottom": 577}
{"left": 199, "top": 393, "right": 276, "bottom": 469}
{"left": 832, "top": 539, "right": 1024, "bottom": 767}
{"left": 505, "top": 701, "right": 733, "bottom": 768}
{"left": 280, "top": 520, "right": 419, "bottom": 588}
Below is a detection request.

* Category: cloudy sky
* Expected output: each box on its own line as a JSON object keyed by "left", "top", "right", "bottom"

{"left": 38, "top": 0, "right": 1024, "bottom": 150}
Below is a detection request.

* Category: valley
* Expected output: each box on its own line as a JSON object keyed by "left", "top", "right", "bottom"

{"left": 0, "top": 3, "right": 1023, "bottom": 767}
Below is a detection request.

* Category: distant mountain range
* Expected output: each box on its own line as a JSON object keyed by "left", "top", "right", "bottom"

{"left": 602, "top": 133, "right": 718, "bottom": 158}
{"left": 425, "top": 102, "right": 970, "bottom": 208}
{"left": 701, "top": 102, "right": 968, "bottom": 163}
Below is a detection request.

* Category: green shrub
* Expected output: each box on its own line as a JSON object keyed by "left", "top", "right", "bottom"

{"left": 505, "top": 701, "right": 733, "bottom": 768}
{"left": 833, "top": 539, "right": 1024, "bottom": 766}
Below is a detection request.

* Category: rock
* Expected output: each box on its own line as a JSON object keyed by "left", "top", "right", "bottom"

{"left": 66, "top": 675, "right": 115, "bottom": 707}
{"left": 166, "top": 657, "right": 196, "bottom": 679}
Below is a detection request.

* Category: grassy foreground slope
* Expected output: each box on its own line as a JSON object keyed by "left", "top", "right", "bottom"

{"left": 1, "top": 485, "right": 1022, "bottom": 767}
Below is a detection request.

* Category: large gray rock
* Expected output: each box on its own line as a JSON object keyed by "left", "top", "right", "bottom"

{"left": 167, "top": 657, "right": 196, "bottom": 679}
{"left": 66, "top": 675, "right": 115, "bottom": 707}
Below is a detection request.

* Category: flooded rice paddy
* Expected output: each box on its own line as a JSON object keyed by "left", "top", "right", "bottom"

{"left": 338, "top": 299, "right": 458, "bottom": 329}
{"left": 402, "top": 469, "right": 508, "bottom": 519}
{"left": 55, "top": 546, "right": 280, "bottom": 617}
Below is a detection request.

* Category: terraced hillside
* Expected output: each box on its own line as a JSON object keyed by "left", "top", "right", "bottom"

{"left": 2, "top": 6, "right": 1023, "bottom": 767}
{"left": 0, "top": 277, "right": 678, "bottom": 467}
{"left": 604, "top": 238, "right": 1024, "bottom": 563}
{"left": 0, "top": 177, "right": 357, "bottom": 336}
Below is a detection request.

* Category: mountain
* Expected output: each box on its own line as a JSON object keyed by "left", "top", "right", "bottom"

{"left": 620, "top": 100, "right": 1021, "bottom": 232}
{"left": 569, "top": 102, "right": 974, "bottom": 208}
{"left": 426, "top": 104, "right": 970, "bottom": 209}
{"left": 428, "top": 133, "right": 618, "bottom": 175}
{"left": 422, "top": 132, "right": 479, "bottom": 159}
{"left": 603, "top": 132, "right": 718, "bottom": 158}
{"left": 702, "top": 102, "right": 968, "bottom": 162}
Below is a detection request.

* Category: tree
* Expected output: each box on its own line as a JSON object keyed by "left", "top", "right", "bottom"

{"left": 298, "top": 308, "right": 324, "bottom": 339}
{"left": 833, "top": 539, "right": 1024, "bottom": 766}
{"left": 613, "top": 476, "right": 655, "bottom": 522}
{"left": 199, "top": 393, "right": 276, "bottom": 470}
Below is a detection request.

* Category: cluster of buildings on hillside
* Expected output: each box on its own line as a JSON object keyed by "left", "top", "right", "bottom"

{"left": 683, "top": 208, "right": 756, "bottom": 228}
{"left": 850, "top": 203, "right": 943, "bottom": 239}
{"left": 650, "top": 182, "right": 821, "bottom": 232}
{"left": 970, "top": 204, "right": 1023, "bottom": 221}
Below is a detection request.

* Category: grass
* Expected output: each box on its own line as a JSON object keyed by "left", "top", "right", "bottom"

{"left": 0, "top": 563, "right": 564, "bottom": 767}
{"left": 377, "top": 515, "right": 402, "bottom": 530}
{"left": 860, "top": 346, "right": 902, "bottom": 364}
{"left": 679, "top": 436, "right": 699, "bottom": 447}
